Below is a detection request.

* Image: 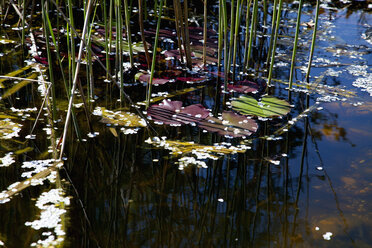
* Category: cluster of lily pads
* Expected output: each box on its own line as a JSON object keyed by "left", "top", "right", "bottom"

{"left": 146, "top": 93, "right": 291, "bottom": 139}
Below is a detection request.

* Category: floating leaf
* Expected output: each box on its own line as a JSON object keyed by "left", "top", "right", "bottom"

{"left": 227, "top": 80, "right": 266, "bottom": 94}
{"left": 232, "top": 95, "right": 291, "bottom": 118}
{"left": 147, "top": 100, "right": 210, "bottom": 125}
{"left": 198, "top": 111, "right": 258, "bottom": 138}
{"left": 93, "top": 107, "right": 147, "bottom": 127}
{"left": 137, "top": 86, "right": 205, "bottom": 105}
{"left": 146, "top": 137, "right": 249, "bottom": 169}
{"left": 138, "top": 73, "right": 170, "bottom": 85}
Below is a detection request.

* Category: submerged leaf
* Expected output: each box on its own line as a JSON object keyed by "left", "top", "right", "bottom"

{"left": 0, "top": 73, "right": 36, "bottom": 99}
{"left": 0, "top": 64, "right": 33, "bottom": 88}
{"left": 147, "top": 100, "right": 210, "bottom": 125}
{"left": 199, "top": 111, "right": 258, "bottom": 138}
{"left": 232, "top": 95, "right": 291, "bottom": 118}
{"left": 93, "top": 107, "right": 147, "bottom": 127}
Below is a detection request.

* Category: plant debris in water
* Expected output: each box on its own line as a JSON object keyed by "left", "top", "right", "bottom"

{"left": 146, "top": 137, "right": 249, "bottom": 170}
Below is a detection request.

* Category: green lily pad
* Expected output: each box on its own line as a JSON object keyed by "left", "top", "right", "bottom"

{"left": 231, "top": 95, "right": 291, "bottom": 118}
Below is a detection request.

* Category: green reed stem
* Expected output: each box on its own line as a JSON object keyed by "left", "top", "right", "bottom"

{"left": 67, "top": 0, "right": 75, "bottom": 90}
{"left": 243, "top": 0, "right": 252, "bottom": 72}
{"left": 227, "top": 0, "right": 235, "bottom": 74}
{"left": 124, "top": 0, "right": 134, "bottom": 68}
{"left": 59, "top": 0, "right": 94, "bottom": 160}
{"left": 139, "top": 0, "right": 151, "bottom": 68}
{"left": 115, "top": 0, "right": 124, "bottom": 101}
{"left": 217, "top": 0, "right": 223, "bottom": 72}
{"left": 102, "top": 0, "right": 110, "bottom": 79}
{"left": 305, "top": 0, "right": 320, "bottom": 83}
{"left": 202, "top": 0, "right": 207, "bottom": 67}
{"left": 146, "top": 0, "right": 164, "bottom": 109}
{"left": 86, "top": 4, "right": 98, "bottom": 101}
{"left": 45, "top": 4, "right": 68, "bottom": 96}
{"left": 267, "top": 0, "right": 283, "bottom": 87}
{"left": 245, "top": 0, "right": 258, "bottom": 71}
{"left": 232, "top": 0, "right": 242, "bottom": 80}
{"left": 222, "top": 0, "right": 228, "bottom": 91}
{"left": 41, "top": 0, "right": 56, "bottom": 120}
{"left": 288, "top": 0, "right": 303, "bottom": 90}
{"left": 266, "top": 0, "right": 278, "bottom": 68}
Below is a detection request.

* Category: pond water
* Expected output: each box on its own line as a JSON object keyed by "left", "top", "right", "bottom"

{"left": 0, "top": 1, "right": 371, "bottom": 247}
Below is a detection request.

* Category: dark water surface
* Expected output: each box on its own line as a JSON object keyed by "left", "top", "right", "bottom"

{"left": 0, "top": 1, "right": 371, "bottom": 247}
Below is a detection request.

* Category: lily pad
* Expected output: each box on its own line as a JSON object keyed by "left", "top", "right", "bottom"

{"left": 147, "top": 100, "right": 210, "bottom": 125}
{"left": 198, "top": 111, "right": 258, "bottom": 138}
{"left": 227, "top": 80, "right": 266, "bottom": 94}
{"left": 138, "top": 73, "right": 170, "bottom": 85}
{"left": 231, "top": 95, "right": 291, "bottom": 118}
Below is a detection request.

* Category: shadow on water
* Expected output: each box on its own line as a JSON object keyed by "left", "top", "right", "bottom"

{"left": 0, "top": 0, "right": 372, "bottom": 247}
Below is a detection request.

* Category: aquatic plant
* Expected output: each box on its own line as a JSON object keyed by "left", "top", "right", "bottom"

{"left": 1, "top": 0, "right": 370, "bottom": 246}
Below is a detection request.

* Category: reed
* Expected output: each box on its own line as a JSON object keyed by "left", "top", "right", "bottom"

{"left": 202, "top": 0, "right": 207, "bottom": 67}
{"left": 245, "top": 0, "right": 258, "bottom": 71}
{"left": 41, "top": 0, "right": 56, "bottom": 120}
{"left": 124, "top": 0, "right": 134, "bottom": 68}
{"left": 145, "top": 0, "right": 164, "bottom": 108}
{"left": 288, "top": 0, "right": 304, "bottom": 90}
{"left": 139, "top": 0, "right": 151, "bottom": 68}
{"left": 305, "top": 0, "right": 320, "bottom": 83}
{"left": 173, "top": 0, "right": 185, "bottom": 63}
{"left": 182, "top": 0, "right": 193, "bottom": 69}
{"left": 243, "top": 0, "right": 252, "bottom": 71}
{"left": 266, "top": 0, "right": 278, "bottom": 68}
{"left": 227, "top": 0, "right": 235, "bottom": 75}
{"left": 115, "top": 0, "right": 124, "bottom": 101}
{"left": 21, "top": 0, "right": 25, "bottom": 45}
{"left": 217, "top": 0, "right": 223, "bottom": 73}
{"left": 232, "top": 0, "right": 242, "bottom": 80}
{"left": 59, "top": 0, "right": 94, "bottom": 160}
{"left": 222, "top": 0, "right": 228, "bottom": 90}
{"left": 267, "top": 0, "right": 283, "bottom": 87}
{"left": 102, "top": 0, "right": 110, "bottom": 79}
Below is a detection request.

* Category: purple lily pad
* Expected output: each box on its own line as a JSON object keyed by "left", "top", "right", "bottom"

{"left": 147, "top": 100, "right": 210, "bottom": 125}
{"left": 176, "top": 76, "right": 206, "bottom": 82}
{"left": 227, "top": 80, "right": 266, "bottom": 94}
{"left": 139, "top": 74, "right": 170, "bottom": 85}
{"left": 198, "top": 111, "right": 258, "bottom": 138}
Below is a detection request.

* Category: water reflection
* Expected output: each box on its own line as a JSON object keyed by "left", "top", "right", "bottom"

{"left": 0, "top": 0, "right": 371, "bottom": 247}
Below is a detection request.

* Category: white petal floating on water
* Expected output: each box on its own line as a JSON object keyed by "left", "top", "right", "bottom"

{"left": 323, "top": 232, "right": 333, "bottom": 240}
